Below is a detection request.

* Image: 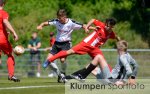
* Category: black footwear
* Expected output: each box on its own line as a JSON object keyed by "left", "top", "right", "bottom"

{"left": 70, "top": 74, "right": 85, "bottom": 82}
{"left": 57, "top": 75, "right": 61, "bottom": 83}
{"left": 57, "top": 72, "right": 66, "bottom": 83}
{"left": 8, "top": 76, "right": 20, "bottom": 82}
{"left": 58, "top": 73, "right": 68, "bottom": 83}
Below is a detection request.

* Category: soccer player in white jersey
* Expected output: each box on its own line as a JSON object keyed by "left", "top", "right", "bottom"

{"left": 43, "top": 18, "right": 120, "bottom": 83}
{"left": 37, "top": 9, "right": 85, "bottom": 82}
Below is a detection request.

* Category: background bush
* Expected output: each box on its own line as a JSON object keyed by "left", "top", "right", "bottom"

{"left": 4, "top": 0, "right": 150, "bottom": 48}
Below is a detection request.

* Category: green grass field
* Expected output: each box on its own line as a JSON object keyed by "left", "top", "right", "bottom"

{"left": 0, "top": 78, "right": 150, "bottom": 94}
{"left": 0, "top": 78, "right": 64, "bottom": 94}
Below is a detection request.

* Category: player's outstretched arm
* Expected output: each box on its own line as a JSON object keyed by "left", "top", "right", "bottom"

{"left": 85, "top": 19, "right": 95, "bottom": 33}
{"left": 3, "top": 19, "right": 18, "bottom": 41}
{"left": 115, "top": 36, "right": 121, "bottom": 41}
{"left": 37, "top": 21, "right": 49, "bottom": 30}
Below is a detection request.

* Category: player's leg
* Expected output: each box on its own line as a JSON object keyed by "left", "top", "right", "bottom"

{"left": 69, "top": 48, "right": 110, "bottom": 80}
{"left": 59, "top": 41, "right": 72, "bottom": 75}
{"left": 48, "top": 49, "right": 75, "bottom": 63}
{"left": 36, "top": 62, "right": 41, "bottom": 77}
{"left": 7, "top": 54, "right": 15, "bottom": 77}
{"left": 96, "top": 55, "right": 111, "bottom": 79}
{"left": 43, "top": 42, "right": 60, "bottom": 70}
{"left": 44, "top": 53, "right": 61, "bottom": 76}
{"left": 48, "top": 42, "right": 88, "bottom": 63}
{"left": 0, "top": 42, "right": 20, "bottom": 82}
{"left": 60, "top": 57, "right": 67, "bottom": 74}
{"left": 36, "top": 52, "right": 41, "bottom": 77}
{"left": 48, "top": 60, "right": 57, "bottom": 77}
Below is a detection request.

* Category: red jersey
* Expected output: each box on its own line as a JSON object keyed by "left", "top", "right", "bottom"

{"left": 50, "top": 37, "right": 55, "bottom": 47}
{"left": 0, "top": 10, "right": 9, "bottom": 43}
{"left": 83, "top": 19, "right": 116, "bottom": 47}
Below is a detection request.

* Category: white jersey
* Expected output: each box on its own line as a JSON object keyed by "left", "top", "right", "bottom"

{"left": 48, "top": 18, "right": 83, "bottom": 42}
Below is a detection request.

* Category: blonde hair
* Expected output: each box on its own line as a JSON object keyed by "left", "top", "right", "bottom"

{"left": 116, "top": 40, "right": 128, "bottom": 52}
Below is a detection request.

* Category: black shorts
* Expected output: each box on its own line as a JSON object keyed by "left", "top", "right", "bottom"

{"left": 50, "top": 41, "right": 72, "bottom": 55}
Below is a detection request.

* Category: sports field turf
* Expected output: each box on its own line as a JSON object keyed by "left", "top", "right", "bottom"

{"left": 0, "top": 78, "right": 64, "bottom": 94}
{"left": 0, "top": 78, "right": 150, "bottom": 94}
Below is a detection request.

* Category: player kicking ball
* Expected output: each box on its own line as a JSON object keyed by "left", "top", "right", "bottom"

{"left": 69, "top": 40, "right": 138, "bottom": 85}
{"left": 43, "top": 18, "right": 120, "bottom": 83}
{"left": 37, "top": 9, "right": 86, "bottom": 82}
{"left": 0, "top": 0, "right": 20, "bottom": 82}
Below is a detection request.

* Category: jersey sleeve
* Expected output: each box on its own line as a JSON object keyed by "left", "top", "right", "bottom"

{"left": 71, "top": 20, "right": 83, "bottom": 30}
{"left": 93, "top": 19, "right": 102, "bottom": 26}
{"left": 48, "top": 19, "right": 57, "bottom": 25}
{"left": 2, "top": 11, "right": 9, "bottom": 20}
{"left": 119, "top": 55, "right": 133, "bottom": 82}
{"left": 130, "top": 56, "right": 138, "bottom": 77}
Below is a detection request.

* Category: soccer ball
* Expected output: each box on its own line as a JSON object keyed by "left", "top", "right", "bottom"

{"left": 14, "top": 45, "right": 25, "bottom": 55}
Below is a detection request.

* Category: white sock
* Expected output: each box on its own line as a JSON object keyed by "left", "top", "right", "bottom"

{"left": 49, "top": 61, "right": 61, "bottom": 76}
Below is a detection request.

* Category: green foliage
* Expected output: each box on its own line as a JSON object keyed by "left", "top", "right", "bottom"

{"left": 4, "top": 0, "right": 150, "bottom": 48}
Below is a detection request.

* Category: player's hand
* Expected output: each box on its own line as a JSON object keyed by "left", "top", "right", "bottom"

{"left": 44, "top": 48, "right": 48, "bottom": 51}
{"left": 95, "top": 26, "right": 101, "bottom": 31}
{"left": 13, "top": 33, "right": 19, "bottom": 41}
{"left": 37, "top": 25, "right": 43, "bottom": 30}
{"left": 128, "top": 77, "right": 136, "bottom": 85}
{"left": 85, "top": 27, "right": 89, "bottom": 34}
{"left": 32, "top": 47, "right": 37, "bottom": 51}
{"left": 115, "top": 81, "right": 124, "bottom": 86}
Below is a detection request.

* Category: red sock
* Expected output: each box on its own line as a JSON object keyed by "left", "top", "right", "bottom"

{"left": 7, "top": 55, "right": 15, "bottom": 78}
{"left": 49, "top": 51, "right": 67, "bottom": 62}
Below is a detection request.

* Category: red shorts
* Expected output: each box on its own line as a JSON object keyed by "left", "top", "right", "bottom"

{"left": 72, "top": 41, "right": 104, "bottom": 59}
{"left": 0, "top": 41, "right": 12, "bottom": 55}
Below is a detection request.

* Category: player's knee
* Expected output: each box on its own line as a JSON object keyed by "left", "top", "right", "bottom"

{"left": 96, "top": 55, "right": 106, "bottom": 62}
{"left": 96, "top": 54, "right": 103, "bottom": 59}
{"left": 60, "top": 58, "right": 65, "bottom": 62}
{"left": 67, "top": 49, "right": 75, "bottom": 55}
{"left": 47, "top": 53, "right": 53, "bottom": 59}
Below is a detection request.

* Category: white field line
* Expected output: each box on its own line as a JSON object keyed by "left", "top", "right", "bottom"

{"left": 0, "top": 84, "right": 150, "bottom": 90}
{"left": 0, "top": 85, "right": 63, "bottom": 90}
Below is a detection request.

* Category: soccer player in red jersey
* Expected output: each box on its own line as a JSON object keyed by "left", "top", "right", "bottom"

{"left": 45, "top": 32, "right": 56, "bottom": 51}
{"left": 0, "top": 0, "right": 20, "bottom": 82}
{"left": 43, "top": 18, "right": 120, "bottom": 82}
{"left": 50, "top": 32, "right": 56, "bottom": 46}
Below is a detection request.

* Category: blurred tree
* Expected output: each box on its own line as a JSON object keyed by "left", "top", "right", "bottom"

{"left": 112, "top": 0, "right": 150, "bottom": 47}
{"left": 58, "top": 0, "right": 73, "bottom": 17}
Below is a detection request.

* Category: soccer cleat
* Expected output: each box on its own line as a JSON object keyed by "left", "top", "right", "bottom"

{"left": 57, "top": 75, "right": 61, "bottom": 83}
{"left": 43, "top": 60, "right": 50, "bottom": 68}
{"left": 70, "top": 74, "right": 85, "bottom": 82}
{"left": 58, "top": 73, "right": 68, "bottom": 83}
{"left": 8, "top": 76, "right": 20, "bottom": 82}
{"left": 57, "top": 72, "right": 66, "bottom": 83}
